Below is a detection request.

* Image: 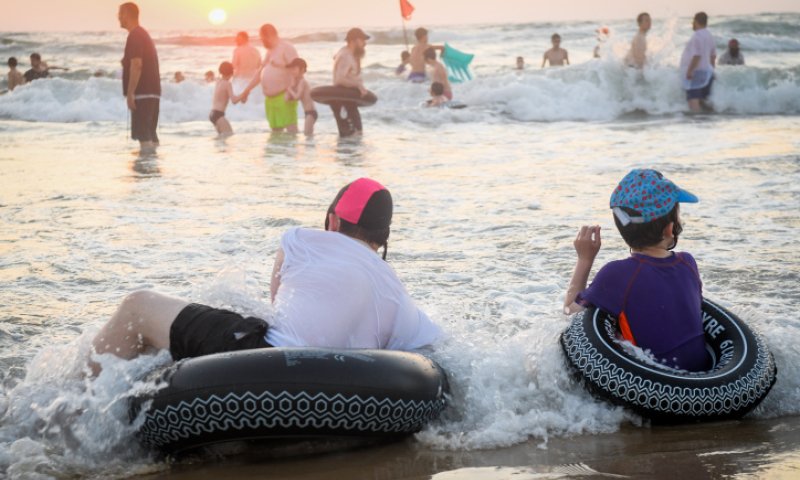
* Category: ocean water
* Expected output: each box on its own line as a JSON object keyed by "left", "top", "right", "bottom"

{"left": 1, "top": 13, "right": 799, "bottom": 479}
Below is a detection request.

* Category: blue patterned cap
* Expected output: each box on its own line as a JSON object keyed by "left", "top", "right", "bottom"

{"left": 610, "top": 169, "right": 698, "bottom": 225}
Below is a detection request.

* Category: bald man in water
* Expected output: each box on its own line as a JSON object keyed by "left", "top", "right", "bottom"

{"left": 240, "top": 24, "right": 299, "bottom": 133}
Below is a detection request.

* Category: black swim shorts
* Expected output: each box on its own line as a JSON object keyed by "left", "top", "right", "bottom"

{"left": 209, "top": 109, "right": 225, "bottom": 124}
{"left": 131, "top": 97, "right": 160, "bottom": 143}
{"left": 169, "top": 303, "right": 271, "bottom": 361}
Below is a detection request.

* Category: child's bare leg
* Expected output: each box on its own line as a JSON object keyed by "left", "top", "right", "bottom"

{"left": 90, "top": 290, "right": 188, "bottom": 374}
{"left": 304, "top": 115, "right": 316, "bottom": 136}
{"left": 215, "top": 117, "right": 233, "bottom": 135}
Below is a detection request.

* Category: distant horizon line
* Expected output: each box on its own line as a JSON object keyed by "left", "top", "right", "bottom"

{"left": 0, "top": 10, "right": 794, "bottom": 34}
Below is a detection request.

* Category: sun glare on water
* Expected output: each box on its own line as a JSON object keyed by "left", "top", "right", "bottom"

{"left": 208, "top": 8, "right": 227, "bottom": 26}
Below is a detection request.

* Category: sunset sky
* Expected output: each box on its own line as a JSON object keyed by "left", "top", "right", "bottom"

{"left": 1, "top": 0, "right": 799, "bottom": 31}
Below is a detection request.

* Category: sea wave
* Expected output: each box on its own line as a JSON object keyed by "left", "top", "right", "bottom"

{"left": 2, "top": 62, "right": 797, "bottom": 124}
{"left": 154, "top": 30, "right": 417, "bottom": 47}
{"left": 714, "top": 14, "right": 800, "bottom": 38}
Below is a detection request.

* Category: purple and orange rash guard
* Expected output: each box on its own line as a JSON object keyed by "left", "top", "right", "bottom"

{"left": 576, "top": 252, "right": 709, "bottom": 371}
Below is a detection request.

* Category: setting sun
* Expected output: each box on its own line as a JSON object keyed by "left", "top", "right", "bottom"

{"left": 208, "top": 8, "right": 227, "bottom": 25}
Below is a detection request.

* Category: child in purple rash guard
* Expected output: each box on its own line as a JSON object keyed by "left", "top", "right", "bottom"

{"left": 563, "top": 169, "right": 710, "bottom": 371}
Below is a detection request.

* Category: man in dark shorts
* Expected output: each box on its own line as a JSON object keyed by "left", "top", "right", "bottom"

{"left": 89, "top": 178, "right": 442, "bottom": 375}
{"left": 119, "top": 2, "right": 161, "bottom": 152}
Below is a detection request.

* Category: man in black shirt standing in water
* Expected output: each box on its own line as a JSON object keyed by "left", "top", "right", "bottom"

{"left": 118, "top": 2, "right": 161, "bottom": 152}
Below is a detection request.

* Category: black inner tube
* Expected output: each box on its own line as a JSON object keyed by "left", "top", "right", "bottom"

{"left": 560, "top": 298, "right": 777, "bottom": 423}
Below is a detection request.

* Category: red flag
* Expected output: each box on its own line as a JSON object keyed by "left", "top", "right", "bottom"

{"left": 400, "top": 0, "right": 414, "bottom": 20}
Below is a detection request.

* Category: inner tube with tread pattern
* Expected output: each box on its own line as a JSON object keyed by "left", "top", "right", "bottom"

{"left": 560, "top": 298, "right": 777, "bottom": 423}
{"left": 132, "top": 348, "right": 448, "bottom": 453}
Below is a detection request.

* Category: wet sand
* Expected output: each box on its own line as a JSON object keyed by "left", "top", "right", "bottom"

{"left": 140, "top": 415, "right": 800, "bottom": 479}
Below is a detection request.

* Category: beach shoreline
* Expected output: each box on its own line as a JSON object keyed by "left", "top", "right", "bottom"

{"left": 138, "top": 415, "right": 800, "bottom": 479}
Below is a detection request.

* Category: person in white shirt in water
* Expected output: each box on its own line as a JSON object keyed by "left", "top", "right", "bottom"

{"left": 89, "top": 178, "right": 442, "bottom": 374}
{"left": 680, "top": 11, "right": 717, "bottom": 112}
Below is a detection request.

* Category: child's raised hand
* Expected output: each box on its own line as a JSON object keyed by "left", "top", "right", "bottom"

{"left": 574, "top": 225, "right": 601, "bottom": 261}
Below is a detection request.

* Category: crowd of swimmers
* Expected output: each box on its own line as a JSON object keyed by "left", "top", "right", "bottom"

{"left": 5, "top": 5, "right": 753, "bottom": 141}
{"left": 508, "top": 11, "right": 746, "bottom": 112}
{"left": 5, "top": 53, "right": 68, "bottom": 92}
{"left": 393, "top": 27, "right": 454, "bottom": 108}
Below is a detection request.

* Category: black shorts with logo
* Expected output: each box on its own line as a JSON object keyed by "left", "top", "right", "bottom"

{"left": 169, "top": 303, "right": 272, "bottom": 361}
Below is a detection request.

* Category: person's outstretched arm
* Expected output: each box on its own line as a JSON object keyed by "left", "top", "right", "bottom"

{"left": 563, "top": 225, "right": 601, "bottom": 315}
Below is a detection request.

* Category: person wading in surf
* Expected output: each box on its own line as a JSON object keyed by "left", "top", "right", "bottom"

{"left": 118, "top": 2, "right": 161, "bottom": 153}
{"left": 680, "top": 12, "right": 717, "bottom": 112}
{"left": 330, "top": 27, "right": 370, "bottom": 137}
{"left": 240, "top": 24, "right": 300, "bottom": 133}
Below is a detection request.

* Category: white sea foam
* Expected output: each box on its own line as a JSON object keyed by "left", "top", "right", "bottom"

{"left": 1, "top": 12, "right": 799, "bottom": 123}
{"left": 1, "top": 62, "right": 798, "bottom": 124}
{"left": 0, "top": 330, "right": 171, "bottom": 479}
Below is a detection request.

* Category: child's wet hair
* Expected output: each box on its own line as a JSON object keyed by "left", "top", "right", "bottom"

{"left": 288, "top": 58, "right": 308, "bottom": 73}
{"left": 431, "top": 82, "right": 444, "bottom": 96}
{"left": 423, "top": 47, "right": 437, "bottom": 60}
{"left": 218, "top": 61, "right": 234, "bottom": 77}
{"left": 614, "top": 204, "right": 682, "bottom": 250}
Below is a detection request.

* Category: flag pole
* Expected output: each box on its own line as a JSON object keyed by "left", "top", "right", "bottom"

{"left": 399, "top": 0, "right": 412, "bottom": 52}
{"left": 402, "top": 18, "right": 410, "bottom": 52}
